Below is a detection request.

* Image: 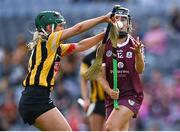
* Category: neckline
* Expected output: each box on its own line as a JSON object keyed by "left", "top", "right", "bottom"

{"left": 117, "top": 35, "right": 130, "bottom": 48}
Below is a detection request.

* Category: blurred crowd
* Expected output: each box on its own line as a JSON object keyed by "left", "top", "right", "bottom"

{"left": 0, "top": 0, "right": 180, "bottom": 131}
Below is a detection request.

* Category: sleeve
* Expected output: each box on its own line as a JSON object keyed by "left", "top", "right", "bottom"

{"left": 47, "top": 31, "right": 63, "bottom": 48}
{"left": 60, "top": 43, "right": 76, "bottom": 57}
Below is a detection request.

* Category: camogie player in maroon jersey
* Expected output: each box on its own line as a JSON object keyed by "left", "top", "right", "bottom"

{"left": 97, "top": 6, "right": 145, "bottom": 131}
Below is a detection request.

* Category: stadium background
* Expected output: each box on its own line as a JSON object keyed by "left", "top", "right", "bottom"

{"left": 0, "top": 0, "right": 180, "bottom": 130}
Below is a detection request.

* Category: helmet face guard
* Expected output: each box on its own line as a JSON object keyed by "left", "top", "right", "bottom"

{"left": 35, "top": 11, "right": 66, "bottom": 32}
{"left": 115, "top": 7, "right": 131, "bottom": 26}
{"left": 114, "top": 6, "right": 131, "bottom": 38}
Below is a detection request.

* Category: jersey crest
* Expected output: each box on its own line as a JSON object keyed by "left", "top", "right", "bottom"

{"left": 106, "top": 50, "right": 112, "bottom": 57}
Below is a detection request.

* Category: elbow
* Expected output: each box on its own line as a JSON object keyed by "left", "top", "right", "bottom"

{"left": 73, "top": 23, "right": 83, "bottom": 34}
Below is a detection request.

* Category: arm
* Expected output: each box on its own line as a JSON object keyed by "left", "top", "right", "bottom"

{"left": 60, "top": 13, "right": 111, "bottom": 41}
{"left": 80, "top": 63, "right": 90, "bottom": 112}
{"left": 130, "top": 37, "right": 145, "bottom": 74}
{"left": 97, "top": 66, "right": 119, "bottom": 100}
{"left": 60, "top": 32, "right": 104, "bottom": 57}
{"left": 97, "top": 66, "right": 111, "bottom": 95}
{"left": 73, "top": 32, "right": 104, "bottom": 53}
{"left": 135, "top": 52, "right": 145, "bottom": 74}
{"left": 80, "top": 77, "right": 89, "bottom": 102}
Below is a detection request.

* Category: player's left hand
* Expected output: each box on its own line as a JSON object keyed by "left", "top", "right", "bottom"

{"left": 130, "top": 36, "right": 144, "bottom": 55}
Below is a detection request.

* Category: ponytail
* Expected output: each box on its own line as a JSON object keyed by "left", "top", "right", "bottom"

{"left": 27, "top": 30, "right": 39, "bottom": 50}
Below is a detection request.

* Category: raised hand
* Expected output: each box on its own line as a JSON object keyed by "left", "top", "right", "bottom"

{"left": 130, "top": 36, "right": 144, "bottom": 55}
{"left": 103, "top": 12, "right": 114, "bottom": 23}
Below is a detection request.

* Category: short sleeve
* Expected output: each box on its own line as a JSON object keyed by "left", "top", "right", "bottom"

{"left": 60, "top": 43, "right": 76, "bottom": 57}
{"left": 48, "top": 31, "right": 63, "bottom": 48}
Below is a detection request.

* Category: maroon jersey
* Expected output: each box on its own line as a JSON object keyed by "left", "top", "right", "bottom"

{"left": 103, "top": 35, "right": 144, "bottom": 107}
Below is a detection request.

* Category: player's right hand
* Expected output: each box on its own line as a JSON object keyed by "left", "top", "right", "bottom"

{"left": 103, "top": 12, "right": 114, "bottom": 24}
{"left": 110, "top": 89, "right": 119, "bottom": 100}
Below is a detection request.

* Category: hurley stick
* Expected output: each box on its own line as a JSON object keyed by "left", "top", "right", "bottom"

{"left": 112, "top": 40, "right": 119, "bottom": 110}
{"left": 109, "top": 15, "right": 120, "bottom": 110}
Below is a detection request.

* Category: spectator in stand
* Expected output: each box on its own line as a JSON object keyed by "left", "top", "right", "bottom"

{"left": 143, "top": 18, "right": 167, "bottom": 56}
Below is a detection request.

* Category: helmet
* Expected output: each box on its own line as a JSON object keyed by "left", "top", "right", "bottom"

{"left": 115, "top": 6, "right": 131, "bottom": 27}
{"left": 35, "top": 11, "right": 66, "bottom": 32}
{"left": 114, "top": 6, "right": 132, "bottom": 38}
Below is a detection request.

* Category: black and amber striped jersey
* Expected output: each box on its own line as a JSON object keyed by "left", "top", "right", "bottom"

{"left": 23, "top": 31, "right": 76, "bottom": 88}
{"left": 80, "top": 50, "right": 105, "bottom": 103}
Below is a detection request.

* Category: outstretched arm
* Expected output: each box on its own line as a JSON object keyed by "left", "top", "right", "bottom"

{"left": 73, "top": 32, "right": 104, "bottom": 53}
{"left": 60, "top": 13, "right": 111, "bottom": 41}
{"left": 60, "top": 32, "right": 104, "bottom": 56}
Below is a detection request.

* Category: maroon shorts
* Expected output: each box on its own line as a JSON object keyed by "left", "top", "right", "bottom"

{"left": 105, "top": 97, "right": 142, "bottom": 119}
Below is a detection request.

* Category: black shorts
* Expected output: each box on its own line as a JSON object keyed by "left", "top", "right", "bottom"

{"left": 93, "top": 100, "right": 105, "bottom": 116}
{"left": 18, "top": 86, "right": 55, "bottom": 125}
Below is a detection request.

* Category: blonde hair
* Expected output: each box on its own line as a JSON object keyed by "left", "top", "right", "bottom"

{"left": 27, "top": 24, "right": 56, "bottom": 50}
{"left": 27, "top": 31, "right": 39, "bottom": 50}
{"left": 27, "top": 29, "right": 49, "bottom": 50}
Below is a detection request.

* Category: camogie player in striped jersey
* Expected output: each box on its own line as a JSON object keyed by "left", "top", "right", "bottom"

{"left": 18, "top": 11, "right": 112, "bottom": 131}
{"left": 97, "top": 6, "right": 145, "bottom": 131}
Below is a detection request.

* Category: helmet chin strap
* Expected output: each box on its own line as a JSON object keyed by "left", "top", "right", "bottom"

{"left": 41, "top": 28, "right": 48, "bottom": 36}
{"left": 40, "top": 23, "right": 55, "bottom": 38}
{"left": 51, "top": 24, "right": 55, "bottom": 33}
